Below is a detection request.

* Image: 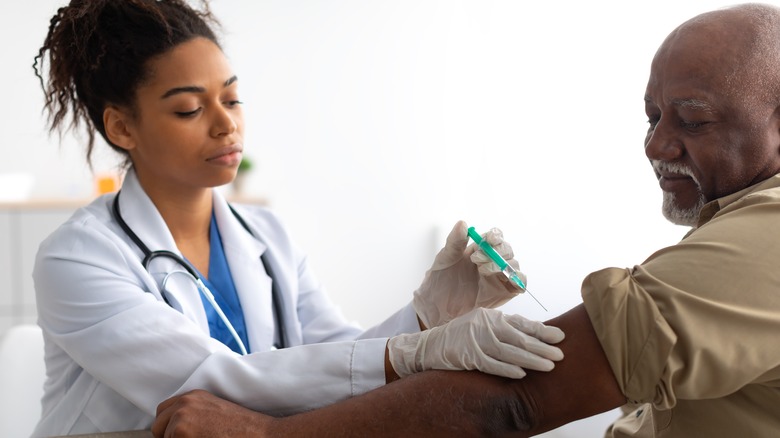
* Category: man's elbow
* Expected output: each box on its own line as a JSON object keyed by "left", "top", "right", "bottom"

{"left": 431, "top": 371, "right": 540, "bottom": 437}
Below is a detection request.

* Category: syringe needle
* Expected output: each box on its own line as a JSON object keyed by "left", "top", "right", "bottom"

{"left": 506, "top": 273, "right": 547, "bottom": 312}
{"left": 522, "top": 288, "right": 547, "bottom": 312}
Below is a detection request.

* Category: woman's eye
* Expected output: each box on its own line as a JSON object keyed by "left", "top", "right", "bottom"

{"left": 225, "top": 100, "right": 243, "bottom": 108}
{"left": 175, "top": 108, "right": 201, "bottom": 117}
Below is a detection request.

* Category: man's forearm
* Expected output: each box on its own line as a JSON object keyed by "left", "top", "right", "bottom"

{"left": 154, "top": 372, "right": 527, "bottom": 438}
{"left": 270, "top": 370, "right": 527, "bottom": 437}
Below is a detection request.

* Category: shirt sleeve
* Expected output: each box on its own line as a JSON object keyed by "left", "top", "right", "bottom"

{"left": 582, "top": 191, "right": 780, "bottom": 409}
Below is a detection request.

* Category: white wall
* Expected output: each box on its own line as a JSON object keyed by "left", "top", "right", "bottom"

{"left": 2, "top": 1, "right": 770, "bottom": 436}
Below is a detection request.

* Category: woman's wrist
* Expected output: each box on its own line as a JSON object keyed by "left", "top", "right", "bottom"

{"left": 384, "top": 342, "right": 401, "bottom": 383}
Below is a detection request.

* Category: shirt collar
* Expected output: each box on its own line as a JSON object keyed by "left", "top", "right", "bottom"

{"left": 696, "top": 173, "right": 780, "bottom": 227}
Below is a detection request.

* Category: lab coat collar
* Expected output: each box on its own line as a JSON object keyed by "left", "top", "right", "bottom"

{"left": 212, "top": 191, "right": 277, "bottom": 351}
{"left": 117, "top": 168, "right": 180, "bottom": 256}
{"left": 212, "top": 189, "right": 267, "bottom": 261}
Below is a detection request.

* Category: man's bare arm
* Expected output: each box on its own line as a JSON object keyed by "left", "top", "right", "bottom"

{"left": 154, "top": 304, "right": 626, "bottom": 437}
{"left": 508, "top": 303, "right": 627, "bottom": 434}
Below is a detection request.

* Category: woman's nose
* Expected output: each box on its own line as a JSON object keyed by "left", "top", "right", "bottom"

{"left": 210, "top": 106, "right": 238, "bottom": 137}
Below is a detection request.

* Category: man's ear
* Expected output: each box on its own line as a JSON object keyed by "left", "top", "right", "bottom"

{"left": 103, "top": 106, "right": 135, "bottom": 151}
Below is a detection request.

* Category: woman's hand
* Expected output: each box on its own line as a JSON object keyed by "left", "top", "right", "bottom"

{"left": 413, "top": 220, "right": 525, "bottom": 328}
{"left": 387, "top": 307, "right": 564, "bottom": 379}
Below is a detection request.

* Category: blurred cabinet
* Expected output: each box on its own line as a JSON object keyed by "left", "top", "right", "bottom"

{"left": 0, "top": 201, "right": 84, "bottom": 332}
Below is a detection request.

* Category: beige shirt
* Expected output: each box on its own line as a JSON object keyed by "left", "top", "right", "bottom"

{"left": 582, "top": 174, "right": 780, "bottom": 437}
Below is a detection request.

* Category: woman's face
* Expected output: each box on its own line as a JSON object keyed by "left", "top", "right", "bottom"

{"left": 120, "top": 37, "right": 245, "bottom": 196}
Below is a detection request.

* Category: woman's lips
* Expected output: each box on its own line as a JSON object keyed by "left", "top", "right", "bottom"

{"left": 207, "top": 147, "right": 242, "bottom": 167}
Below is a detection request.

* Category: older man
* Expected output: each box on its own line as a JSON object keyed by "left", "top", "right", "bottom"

{"left": 153, "top": 3, "right": 780, "bottom": 437}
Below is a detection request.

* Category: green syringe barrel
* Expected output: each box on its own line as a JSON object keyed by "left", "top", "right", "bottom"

{"left": 467, "top": 226, "right": 529, "bottom": 290}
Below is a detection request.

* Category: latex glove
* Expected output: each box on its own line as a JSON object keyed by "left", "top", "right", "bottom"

{"left": 387, "top": 307, "right": 564, "bottom": 379}
{"left": 412, "top": 220, "right": 526, "bottom": 328}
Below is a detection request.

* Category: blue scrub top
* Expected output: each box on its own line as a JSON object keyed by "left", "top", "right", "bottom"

{"left": 191, "top": 212, "right": 251, "bottom": 354}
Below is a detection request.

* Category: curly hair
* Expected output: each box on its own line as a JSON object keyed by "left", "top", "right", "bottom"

{"left": 33, "top": 0, "right": 221, "bottom": 168}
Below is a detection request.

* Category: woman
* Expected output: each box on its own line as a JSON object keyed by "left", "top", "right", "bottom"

{"left": 32, "top": 1, "right": 564, "bottom": 435}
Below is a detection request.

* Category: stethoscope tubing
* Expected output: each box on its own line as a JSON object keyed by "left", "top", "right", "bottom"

{"left": 112, "top": 190, "right": 288, "bottom": 350}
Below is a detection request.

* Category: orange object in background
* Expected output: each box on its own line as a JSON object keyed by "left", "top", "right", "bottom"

{"left": 95, "top": 173, "right": 119, "bottom": 195}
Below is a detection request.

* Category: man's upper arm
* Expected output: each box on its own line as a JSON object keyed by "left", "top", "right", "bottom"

{"left": 512, "top": 303, "right": 626, "bottom": 435}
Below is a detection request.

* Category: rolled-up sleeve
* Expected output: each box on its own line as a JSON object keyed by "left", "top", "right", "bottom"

{"left": 582, "top": 267, "right": 677, "bottom": 407}
{"left": 582, "top": 189, "right": 780, "bottom": 409}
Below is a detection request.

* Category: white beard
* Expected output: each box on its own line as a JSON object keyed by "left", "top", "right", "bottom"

{"left": 652, "top": 160, "right": 706, "bottom": 227}
{"left": 661, "top": 189, "right": 706, "bottom": 226}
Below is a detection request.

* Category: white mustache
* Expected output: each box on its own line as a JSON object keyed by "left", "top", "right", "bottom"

{"left": 651, "top": 160, "right": 699, "bottom": 184}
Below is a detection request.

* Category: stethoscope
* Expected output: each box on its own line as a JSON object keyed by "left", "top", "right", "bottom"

{"left": 112, "top": 191, "right": 288, "bottom": 353}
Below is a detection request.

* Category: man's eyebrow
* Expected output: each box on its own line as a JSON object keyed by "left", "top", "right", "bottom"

{"left": 643, "top": 96, "right": 717, "bottom": 113}
{"left": 161, "top": 75, "right": 238, "bottom": 99}
{"left": 672, "top": 98, "right": 716, "bottom": 112}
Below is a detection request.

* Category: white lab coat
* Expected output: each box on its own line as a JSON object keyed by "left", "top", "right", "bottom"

{"left": 32, "top": 169, "right": 420, "bottom": 437}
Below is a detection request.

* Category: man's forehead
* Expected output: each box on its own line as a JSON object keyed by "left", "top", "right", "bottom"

{"left": 646, "top": 27, "right": 751, "bottom": 108}
{"left": 645, "top": 57, "right": 725, "bottom": 106}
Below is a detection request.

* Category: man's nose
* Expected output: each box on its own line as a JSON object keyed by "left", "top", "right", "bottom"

{"left": 645, "top": 118, "right": 684, "bottom": 161}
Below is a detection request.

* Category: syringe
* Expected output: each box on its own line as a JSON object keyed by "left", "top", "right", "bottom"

{"left": 467, "top": 226, "right": 547, "bottom": 311}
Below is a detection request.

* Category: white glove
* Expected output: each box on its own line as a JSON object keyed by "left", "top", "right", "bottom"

{"left": 412, "top": 220, "right": 525, "bottom": 328}
{"left": 388, "top": 307, "right": 564, "bottom": 379}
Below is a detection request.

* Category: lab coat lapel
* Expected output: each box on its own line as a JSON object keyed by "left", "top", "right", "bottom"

{"left": 213, "top": 192, "right": 276, "bottom": 352}
{"left": 117, "top": 169, "right": 209, "bottom": 333}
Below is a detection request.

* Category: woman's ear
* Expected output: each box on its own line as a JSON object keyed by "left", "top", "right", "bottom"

{"left": 103, "top": 106, "right": 135, "bottom": 151}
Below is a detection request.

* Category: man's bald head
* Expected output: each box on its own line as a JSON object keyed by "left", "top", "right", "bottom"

{"left": 658, "top": 3, "right": 780, "bottom": 108}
